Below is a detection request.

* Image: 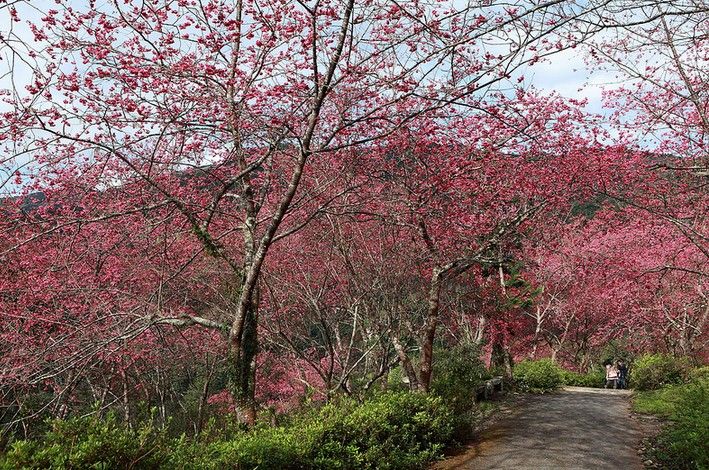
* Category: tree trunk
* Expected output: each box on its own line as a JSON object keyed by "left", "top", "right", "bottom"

{"left": 392, "top": 335, "right": 419, "bottom": 391}
{"left": 473, "top": 314, "right": 487, "bottom": 345}
{"left": 418, "top": 268, "right": 443, "bottom": 392}
{"left": 504, "top": 349, "right": 513, "bottom": 378}
{"left": 229, "top": 299, "right": 259, "bottom": 425}
{"left": 530, "top": 305, "right": 544, "bottom": 359}
{"left": 120, "top": 369, "right": 132, "bottom": 429}
{"left": 52, "top": 369, "right": 74, "bottom": 420}
{"left": 491, "top": 339, "right": 513, "bottom": 379}
{"left": 551, "top": 345, "right": 559, "bottom": 364}
{"left": 195, "top": 359, "right": 215, "bottom": 436}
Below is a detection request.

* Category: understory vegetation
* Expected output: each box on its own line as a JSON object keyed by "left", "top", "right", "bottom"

{"left": 632, "top": 363, "right": 708, "bottom": 470}
{"left": 513, "top": 359, "right": 563, "bottom": 392}
{"left": 2, "top": 353, "right": 705, "bottom": 469}
{"left": 513, "top": 359, "right": 606, "bottom": 392}
{"left": 1, "top": 347, "right": 496, "bottom": 470}
{"left": 630, "top": 354, "right": 693, "bottom": 391}
{"left": 2, "top": 393, "right": 454, "bottom": 470}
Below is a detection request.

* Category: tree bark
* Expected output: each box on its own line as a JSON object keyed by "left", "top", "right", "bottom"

{"left": 418, "top": 268, "right": 443, "bottom": 392}
{"left": 473, "top": 314, "right": 487, "bottom": 345}
{"left": 391, "top": 335, "right": 419, "bottom": 391}
{"left": 195, "top": 359, "right": 215, "bottom": 436}
{"left": 229, "top": 295, "right": 259, "bottom": 425}
{"left": 120, "top": 368, "right": 132, "bottom": 429}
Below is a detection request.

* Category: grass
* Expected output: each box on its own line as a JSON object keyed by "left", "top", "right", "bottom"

{"left": 631, "top": 384, "right": 683, "bottom": 417}
{"left": 632, "top": 378, "right": 708, "bottom": 470}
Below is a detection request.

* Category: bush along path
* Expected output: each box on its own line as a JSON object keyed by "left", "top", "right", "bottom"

{"left": 0, "top": 393, "right": 456, "bottom": 470}
{"left": 631, "top": 364, "right": 708, "bottom": 470}
{"left": 434, "top": 387, "right": 646, "bottom": 470}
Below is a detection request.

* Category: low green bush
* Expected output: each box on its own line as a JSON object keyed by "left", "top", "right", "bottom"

{"left": 174, "top": 424, "right": 315, "bottom": 470}
{"left": 513, "top": 359, "right": 562, "bottom": 392}
{"left": 634, "top": 375, "right": 708, "bottom": 469}
{"left": 631, "top": 354, "right": 691, "bottom": 391}
{"left": 657, "top": 378, "right": 709, "bottom": 469}
{"left": 431, "top": 343, "right": 490, "bottom": 414}
{"left": 2, "top": 392, "right": 455, "bottom": 470}
{"left": 0, "top": 412, "right": 169, "bottom": 469}
{"left": 314, "top": 392, "right": 454, "bottom": 469}
{"left": 559, "top": 368, "right": 605, "bottom": 388}
{"left": 688, "top": 365, "right": 709, "bottom": 382}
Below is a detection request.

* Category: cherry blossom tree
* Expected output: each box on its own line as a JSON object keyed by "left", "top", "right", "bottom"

{"left": 2, "top": 0, "right": 626, "bottom": 421}
{"left": 1, "top": 0, "right": 707, "bottom": 428}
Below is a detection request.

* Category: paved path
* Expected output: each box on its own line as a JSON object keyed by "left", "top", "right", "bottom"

{"left": 435, "top": 387, "right": 646, "bottom": 470}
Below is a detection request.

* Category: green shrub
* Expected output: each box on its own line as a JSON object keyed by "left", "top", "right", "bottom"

{"left": 2, "top": 393, "right": 455, "bottom": 470}
{"left": 177, "top": 392, "right": 454, "bottom": 470}
{"left": 559, "top": 368, "right": 605, "bottom": 388}
{"left": 631, "top": 354, "right": 691, "bottom": 391}
{"left": 171, "top": 392, "right": 454, "bottom": 470}
{"left": 201, "top": 425, "right": 314, "bottom": 470}
{"left": 688, "top": 365, "right": 709, "bottom": 382}
{"left": 1, "top": 412, "right": 169, "bottom": 469}
{"left": 313, "top": 392, "right": 454, "bottom": 469}
{"left": 658, "top": 378, "right": 709, "bottom": 469}
{"left": 513, "top": 359, "right": 562, "bottom": 392}
{"left": 431, "top": 344, "right": 490, "bottom": 414}
{"left": 386, "top": 365, "right": 409, "bottom": 392}
{"left": 636, "top": 377, "right": 708, "bottom": 469}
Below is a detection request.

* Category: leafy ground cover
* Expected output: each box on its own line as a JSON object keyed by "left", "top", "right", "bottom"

{"left": 1, "top": 392, "right": 454, "bottom": 470}
{"left": 632, "top": 368, "right": 708, "bottom": 470}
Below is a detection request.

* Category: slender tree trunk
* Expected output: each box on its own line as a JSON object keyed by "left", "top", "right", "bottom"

{"left": 551, "top": 314, "right": 574, "bottom": 365}
{"left": 195, "top": 359, "right": 215, "bottom": 436}
{"left": 578, "top": 346, "right": 591, "bottom": 372}
{"left": 550, "top": 342, "right": 562, "bottom": 364}
{"left": 530, "top": 305, "right": 544, "bottom": 359}
{"left": 473, "top": 314, "right": 487, "bottom": 345}
{"left": 227, "top": 0, "right": 355, "bottom": 408}
{"left": 392, "top": 335, "right": 420, "bottom": 390}
{"left": 419, "top": 268, "right": 443, "bottom": 392}
{"left": 120, "top": 369, "right": 132, "bottom": 429}
{"left": 52, "top": 369, "right": 74, "bottom": 420}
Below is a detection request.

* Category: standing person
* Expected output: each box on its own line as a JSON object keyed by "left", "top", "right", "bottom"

{"left": 617, "top": 360, "right": 628, "bottom": 389}
{"left": 605, "top": 361, "right": 619, "bottom": 389}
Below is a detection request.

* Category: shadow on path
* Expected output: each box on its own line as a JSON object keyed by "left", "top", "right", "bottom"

{"left": 434, "top": 387, "right": 644, "bottom": 470}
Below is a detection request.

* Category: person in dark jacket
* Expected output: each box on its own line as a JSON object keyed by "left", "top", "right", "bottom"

{"left": 617, "top": 360, "right": 628, "bottom": 389}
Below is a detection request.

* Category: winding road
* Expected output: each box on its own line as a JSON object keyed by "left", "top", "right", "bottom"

{"left": 435, "top": 387, "right": 646, "bottom": 470}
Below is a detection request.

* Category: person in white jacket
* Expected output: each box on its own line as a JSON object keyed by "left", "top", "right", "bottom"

{"left": 605, "top": 362, "right": 619, "bottom": 389}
